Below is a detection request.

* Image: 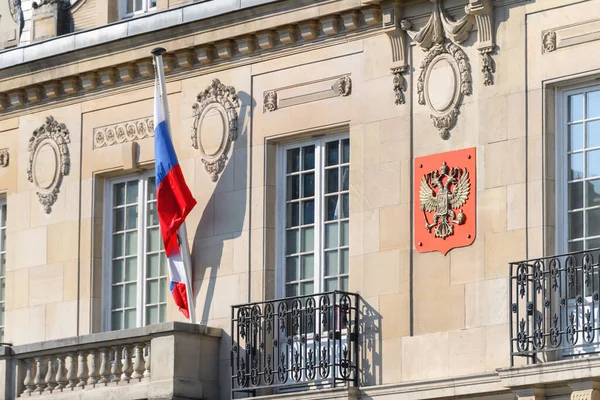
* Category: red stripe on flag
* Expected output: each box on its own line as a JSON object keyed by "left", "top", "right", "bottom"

{"left": 171, "top": 281, "right": 190, "bottom": 319}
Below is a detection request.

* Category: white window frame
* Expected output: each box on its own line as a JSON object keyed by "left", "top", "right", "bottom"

{"left": 556, "top": 82, "right": 600, "bottom": 255}
{"left": 119, "top": 0, "right": 157, "bottom": 19}
{"left": 275, "top": 133, "right": 349, "bottom": 300}
{"left": 0, "top": 198, "right": 6, "bottom": 343}
{"left": 102, "top": 170, "right": 167, "bottom": 331}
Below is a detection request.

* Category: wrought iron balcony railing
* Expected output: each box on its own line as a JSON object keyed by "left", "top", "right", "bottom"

{"left": 510, "top": 249, "right": 600, "bottom": 365}
{"left": 231, "top": 291, "right": 359, "bottom": 396}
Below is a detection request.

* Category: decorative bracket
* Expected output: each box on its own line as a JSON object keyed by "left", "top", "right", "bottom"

{"left": 27, "top": 116, "right": 71, "bottom": 214}
{"left": 382, "top": 2, "right": 408, "bottom": 105}
{"left": 191, "top": 79, "right": 240, "bottom": 182}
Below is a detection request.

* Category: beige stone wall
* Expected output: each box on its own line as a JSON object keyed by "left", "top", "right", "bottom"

{"left": 3, "top": 0, "right": 600, "bottom": 398}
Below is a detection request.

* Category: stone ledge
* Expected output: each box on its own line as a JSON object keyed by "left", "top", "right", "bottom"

{"left": 9, "top": 322, "right": 222, "bottom": 356}
{"left": 498, "top": 356, "right": 600, "bottom": 388}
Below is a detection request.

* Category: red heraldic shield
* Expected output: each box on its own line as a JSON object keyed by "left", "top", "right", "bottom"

{"left": 414, "top": 147, "right": 476, "bottom": 255}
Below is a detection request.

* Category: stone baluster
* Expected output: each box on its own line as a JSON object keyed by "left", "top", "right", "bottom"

{"left": 44, "top": 356, "right": 57, "bottom": 392}
{"left": 55, "top": 354, "right": 68, "bottom": 390}
{"left": 87, "top": 350, "right": 99, "bottom": 385}
{"left": 66, "top": 352, "right": 77, "bottom": 389}
{"left": 76, "top": 351, "right": 88, "bottom": 388}
{"left": 143, "top": 343, "right": 151, "bottom": 378}
{"left": 22, "top": 359, "right": 35, "bottom": 395}
{"left": 98, "top": 348, "right": 110, "bottom": 384}
{"left": 132, "top": 343, "right": 146, "bottom": 380}
{"left": 121, "top": 345, "right": 133, "bottom": 382}
{"left": 33, "top": 357, "right": 46, "bottom": 393}
{"left": 110, "top": 346, "right": 123, "bottom": 383}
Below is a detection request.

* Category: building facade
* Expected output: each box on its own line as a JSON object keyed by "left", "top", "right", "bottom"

{"left": 0, "top": 0, "right": 599, "bottom": 399}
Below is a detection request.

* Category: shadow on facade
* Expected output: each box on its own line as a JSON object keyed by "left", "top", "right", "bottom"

{"left": 359, "top": 298, "right": 382, "bottom": 387}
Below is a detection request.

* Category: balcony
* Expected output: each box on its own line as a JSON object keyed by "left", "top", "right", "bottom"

{"left": 230, "top": 291, "right": 360, "bottom": 397}
{"left": 510, "top": 249, "right": 600, "bottom": 365}
{"left": 0, "top": 322, "right": 221, "bottom": 400}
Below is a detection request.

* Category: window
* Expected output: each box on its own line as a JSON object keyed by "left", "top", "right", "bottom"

{"left": 120, "top": 0, "right": 156, "bottom": 18}
{"left": 278, "top": 135, "right": 350, "bottom": 298}
{"left": 104, "top": 173, "right": 168, "bottom": 331}
{"left": 560, "top": 85, "right": 600, "bottom": 253}
{"left": 0, "top": 199, "right": 5, "bottom": 342}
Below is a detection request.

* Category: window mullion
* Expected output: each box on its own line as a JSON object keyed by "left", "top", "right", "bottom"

{"left": 138, "top": 177, "right": 146, "bottom": 328}
{"left": 315, "top": 140, "right": 323, "bottom": 294}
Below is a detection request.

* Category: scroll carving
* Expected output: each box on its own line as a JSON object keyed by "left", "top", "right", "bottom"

{"left": 542, "top": 30, "right": 557, "bottom": 53}
{"left": 27, "top": 116, "right": 71, "bottom": 214}
{"left": 264, "top": 91, "right": 277, "bottom": 112}
{"left": 191, "top": 79, "right": 240, "bottom": 182}
{"left": 335, "top": 76, "right": 352, "bottom": 97}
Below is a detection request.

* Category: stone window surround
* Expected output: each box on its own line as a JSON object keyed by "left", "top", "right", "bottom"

{"left": 0, "top": 197, "right": 5, "bottom": 344}
{"left": 119, "top": 0, "right": 157, "bottom": 20}
{"left": 101, "top": 169, "right": 169, "bottom": 332}
{"left": 274, "top": 131, "right": 350, "bottom": 300}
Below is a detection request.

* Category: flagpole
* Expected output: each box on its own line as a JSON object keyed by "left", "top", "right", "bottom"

{"left": 151, "top": 47, "right": 197, "bottom": 325}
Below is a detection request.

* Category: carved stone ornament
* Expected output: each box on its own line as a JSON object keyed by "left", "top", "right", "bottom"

{"left": 27, "top": 116, "right": 71, "bottom": 214}
{"left": 335, "top": 75, "right": 352, "bottom": 97}
{"left": 264, "top": 91, "right": 277, "bottom": 112}
{"left": 191, "top": 79, "right": 240, "bottom": 182}
{"left": 400, "top": 0, "right": 495, "bottom": 114}
{"left": 542, "top": 30, "right": 557, "bottom": 53}
{"left": 0, "top": 149, "right": 8, "bottom": 168}
{"left": 414, "top": 147, "right": 476, "bottom": 255}
{"left": 93, "top": 117, "right": 154, "bottom": 149}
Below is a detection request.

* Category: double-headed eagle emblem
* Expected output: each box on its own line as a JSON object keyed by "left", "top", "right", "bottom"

{"left": 419, "top": 161, "right": 470, "bottom": 239}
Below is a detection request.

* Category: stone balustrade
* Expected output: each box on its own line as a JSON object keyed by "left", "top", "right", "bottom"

{"left": 0, "top": 322, "right": 222, "bottom": 400}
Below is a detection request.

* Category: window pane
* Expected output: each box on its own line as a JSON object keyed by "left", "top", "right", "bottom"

{"left": 125, "top": 257, "right": 137, "bottom": 281}
{"left": 587, "top": 90, "right": 600, "bottom": 119}
{"left": 302, "top": 200, "right": 314, "bottom": 225}
{"left": 124, "top": 309, "right": 137, "bottom": 329}
{"left": 569, "top": 182, "right": 584, "bottom": 210}
{"left": 112, "top": 286, "right": 123, "bottom": 309}
{"left": 340, "top": 221, "right": 349, "bottom": 246}
{"left": 586, "top": 179, "right": 600, "bottom": 208}
{"left": 303, "top": 146, "right": 315, "bottom": 170}
{"left": 569, "top": 123, "right": 584, "bottom": 151}
{"left": 587, "top": 208, "right": 600, "bottom": 237}
{"left": 112, "top": 260, "right": 123, "bottom": 283}
{"left": 147, "top": 228, "right": 161, "bottom": 252}
{"left": 113, "top": 233, "right": 124, "bottom": 257}
{"left": 587, "top": 150, "right": 600, "bottom": 178}
{"left": 301, "top": 255, "right": 314, "bottom": 280}
{"left": 569, "top": 94, "right": 584, "bottom": 122}
{"left": 148, "top": 177, "right": 156, "bottom": 200}
{"left": 126, "top": 0, "right": 133, "bottom": 14}
{"left": 126, "top": 206, "right": 138, "bottom": 230}
{"left": 325, "top": 223, "right": 338, "bottom": 249}
{"left": 159, "top": 304, "right": 166, "bottom": 322}
{"left": 301, "top": 227, "right": 314, "bottom": 252}
{"left": 341, "top": 166, "right": 349, "bottom": 191}
{"left": 325, "top": 278, "right": 338, "bottom": 292}
{"left": 286, "top": 229, "right": 298, "bottom": 255}
{"left": 286, "top": 257, "right": 298, "bottom": 282}
{"left": 114, "top": 183, "right": 126, "bottom": 206}
{"left": 134, "top": 0, "right": 143, "bottom": 12}
{"left": 0, "top": 230, "right": 5, "bottom": 252}
{"left": 587, "top": 238, "right": 600, "bottom": 250}
{"left": 159, "top": 279, "right": 167, "bottom": 302}
{"left": 113, "top": 208, "right": 125, "bottom": 232}
{"left": 325, "top": 250, "right": 338, "bottom": 276}
{"left": 326, "top": 141, "right": 339, "bottom": 166}
{"left": 126, "top": 181, "right": 138, "bottom": 204}
{"left": 569, "top": 153, "right": 584, "bottom": 180}
{"left": 326, "top": 169, "right": 338, "bottom": 194}
{"left": 341, "top": 193, "right": 349, "bottom": 218}
{"left": 340, "top": 248, "right": 349, "bottom": 274}
{"left": 587, "top": 120, "right": 600, "bottom": 148}
{"left": 569, "top": 241, "right": 584, "bottom": 253}
{"left": 125, "top": 283, "right": 137, "bottom": 308}
{"left": 0, "top": 254, "right": 5, "bottom": 276}
{"left": 340, "top": 276, "right": 349, "bottom": 291}
{"left": 111, "top": 311, "right": 123, "bottom": 330}
{"left": 569, "top": 211, "right": 584, "bottom": 239}
{"left": 146, "top": 306, "right": 158, "bottom": 326}
{"left": 301, "top": 281, "right": 314, "bottom": 296}
{"left": 0, "top": 205, "right": 6, "bottom": 226}
{"left": 147, "top": 254, "right": 159, "bottom": 278}
{"left": 342, "top": 139, "right": 350, "bottom": 163}
{"left": 326, "top": 196, "right": 339, "bottom": 221}
{"left": 125, "top": 231, "right": 137, "bottom": 256}
{"left": 287, "top": 149, "right": 300, "bottom": 173}
{"left": 303, "top": 173, "right": 315, "bottom": 197}
{"left": 286, "top": 202, "right": 299, "bottom": 227}
{"left": 147, "top": 202, "right": 158, "bottom": 226}
{"left": 146, "top": 280, "right": 159, "bottom": 303}
{"left": 287, "top": 176, "right": 300, "bottom": 200}
{"left": 160, "top": 253, "right": 167, "bottom": 276}
{"left": 286, "top": 284, "right": 298, "bottom": 298}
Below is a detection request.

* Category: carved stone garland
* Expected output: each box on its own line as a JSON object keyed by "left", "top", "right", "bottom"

{"left": 27, "top": 116, "right": 71, "bottom": 213}
{"left": 191, "top": 79, "right": 240, "bottom": 182}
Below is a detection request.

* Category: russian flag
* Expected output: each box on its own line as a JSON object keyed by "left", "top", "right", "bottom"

{"left": 154, "top": 78, "right": 197, "bottom": 319}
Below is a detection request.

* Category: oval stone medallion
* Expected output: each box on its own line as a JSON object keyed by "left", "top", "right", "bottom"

{"left": 34, "top": 141, "right": 58, "bottom": 190}
{"left": 427, "top": 57, "right": 457, "bottom": 113}
{"left": 198, "top": 104, "right": 227, "bottom": 158}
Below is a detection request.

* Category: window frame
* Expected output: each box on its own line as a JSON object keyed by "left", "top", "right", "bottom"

{"left": 275, "top": 133, "right": 350, "bottom": 300}
{"left": 119, "top": 0, "right": 157, "bottom": 19}
{"left": 0, "top": 198, "right": 6, "bottom": 343}
{"left": 556, "top": 82, "right": 600, "bottom": 255}
{"left": 101, "top": 170, "right": 167, "bottom": 331}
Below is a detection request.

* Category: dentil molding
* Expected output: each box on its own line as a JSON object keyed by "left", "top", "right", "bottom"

{"left": 191, "top": 79, "right": 240, "bottom": 182}
{"left": 27, "top": 116, "right": 71, "bottom": 214}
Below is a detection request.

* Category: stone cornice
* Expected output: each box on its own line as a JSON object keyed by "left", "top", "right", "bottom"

{"left": 0, "top": 2, "right": 382, "bottom": 118}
